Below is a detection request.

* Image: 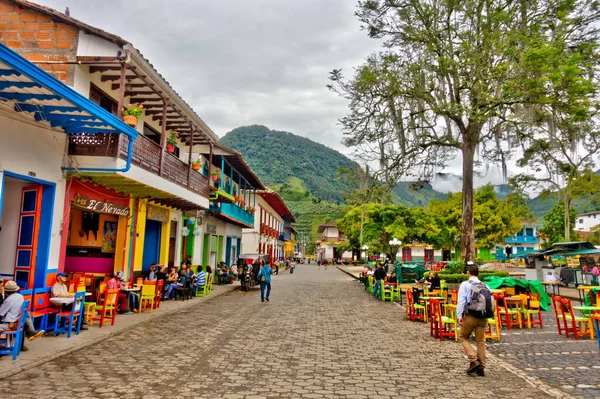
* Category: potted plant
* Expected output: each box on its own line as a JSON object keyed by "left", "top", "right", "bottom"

{"left": 191, "top": 159, "right": 201, "bottom": 171}
{"left": 122, "top": 103, "right": 143, "bottom": 127}
{"left": 211, "top": 167, "right": 221, "bottom": 181}
{"left": 166, "top": 130, "right": 178, "bottom": 153}
{"left": 247, "top": 206, "right": 255, "bottom": 215}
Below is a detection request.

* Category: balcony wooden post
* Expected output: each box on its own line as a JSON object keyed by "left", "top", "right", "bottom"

{"left": 187, "top": 130, "right": 194, "bottom": 187}
{"left": 158, "top": 98, "right": 168, "bottom": 176}
{"left": 208, "top": 142, "right": 213, "bottom": 192}
{"left": 116, "top": 63, "right": 128, "bottom": 119}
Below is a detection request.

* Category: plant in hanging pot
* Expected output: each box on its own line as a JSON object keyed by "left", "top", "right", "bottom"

{"left": 166, "top": 130, "right": 178, "bottom": 153}
{"left": 122, "top": 103, "right": 143, "bottom": 127}
{"left": 211, "top": 167, "right": 221, "bottom": 181}
{"left": 247, "top": 206, "right": 255, "bottom": 215}
{"left": 191, "top": 159, "right": 201, "bottom": 171}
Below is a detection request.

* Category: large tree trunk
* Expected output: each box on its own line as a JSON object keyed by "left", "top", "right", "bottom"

{"left": 461, "top": 140, "right": 477, "bottom": 262}
{"left": 564, "top": 189, "right": 571, "bottom": 241}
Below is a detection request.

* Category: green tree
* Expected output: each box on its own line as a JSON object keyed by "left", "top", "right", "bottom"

{"left": 539, "top": 201, "right": 578, "bottom": 248}
{"left": 329, "top": 0, "right": 600, "bottom": 261}
{"left": 428, "top": 185, "right": 528, "bottom": 251}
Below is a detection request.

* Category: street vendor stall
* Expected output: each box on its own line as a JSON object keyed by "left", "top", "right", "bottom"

{"left": 395, "top": 263, "right": 426, "bottom": 284}
{"left": 483, "top": 276, "right": 551, "bottom": 311}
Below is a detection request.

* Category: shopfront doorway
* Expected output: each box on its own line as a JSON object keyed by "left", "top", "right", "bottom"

{"left": 0, "top": 173, "right": 55, "bottom": 289}
{"left": 142, "top": 220, "right": 162, "bottom": 272}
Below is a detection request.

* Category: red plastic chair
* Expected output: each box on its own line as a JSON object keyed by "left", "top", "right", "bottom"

{"left": 551, "top": 295, "right": 564, "bottom": 335}
{"left": 154, "top": 280, "right": 164, "bottom": 309}
{"left": 406, "top": 289, "right": 425, "bottom": 322}
{"left": 559, "top": 297, "right": 592, "bottom": 340}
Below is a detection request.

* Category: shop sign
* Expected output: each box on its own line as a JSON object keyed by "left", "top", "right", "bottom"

{"left": 74, "top": 194, "right": 129, "bottom": 216}
{"left": 207, "top": 224, "right": 217, "bottom": 234}
{"left": 147, "top": 205, "right": 169, "bottom": 223}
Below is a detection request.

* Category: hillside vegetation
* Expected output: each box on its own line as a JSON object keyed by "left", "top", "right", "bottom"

{"left": 221, "top": 125, "right": 360, "bottom": 202}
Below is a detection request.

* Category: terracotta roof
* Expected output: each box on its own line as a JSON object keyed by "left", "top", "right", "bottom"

{"left": 257, "top": 191, "right": 295, "bottom": 222}
{"left": 13, "top": 0, "right": 219, "bottom": 142}
{"left": 13, "top": 0, "right": 128, "bottom": 45}
{"left": 317, "top": 223, "right": 337, "bottom": 233}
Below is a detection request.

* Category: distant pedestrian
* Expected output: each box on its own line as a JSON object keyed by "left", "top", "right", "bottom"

{"left": 258, "top": 262, "right": 273, "bottom": 302}
{"left": 317, "top": 259, "right": 322, "bottom": 270}
{"left": 372, "top": 263, "right": 386, "bottom": 298}
{"left": 457, "top": 263, "right": 494, "bottom": 377}
{"left": 275, "top": 261, "right": 279, "bottom": 275}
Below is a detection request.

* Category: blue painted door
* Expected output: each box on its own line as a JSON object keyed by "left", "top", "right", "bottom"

{"left": 142, "top": 220, "right": 162, "bottom": 271}
{"left": 225, "top": 237, "right": 232, "bottom": 267}
{"left": 14, "top": 185, "right": 42, "bottom": 290}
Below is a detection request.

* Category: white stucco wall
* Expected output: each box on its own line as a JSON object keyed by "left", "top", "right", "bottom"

{"left": 0, "top": 178, "right": 27, "bottom": 278}
{"left": 77, "top": 32, "right": 123, "bottom": 57}
{"left": 575, "top": 212, "right": 600, "bottom": 232}
{"left": 0, "top": 112, "right": 67, "bottom": 275}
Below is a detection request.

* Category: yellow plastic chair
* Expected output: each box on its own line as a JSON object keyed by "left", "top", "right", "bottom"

{"left": 207, "top": 274, "right": 213, "bottom": 293}
{"left": 139, "top": 284, "right": 155, "bottom": 313}
{"left": 485, "top": 314, "right": 501, "bottom": 341}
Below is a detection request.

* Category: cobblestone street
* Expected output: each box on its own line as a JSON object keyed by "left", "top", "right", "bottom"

{"left": 0, "top": 266, "right": 563, "bottom": 398}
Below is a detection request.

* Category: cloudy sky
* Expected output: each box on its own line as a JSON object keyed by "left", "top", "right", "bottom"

{"left": 37, "top": 0, "right": 376, "bottom": 152}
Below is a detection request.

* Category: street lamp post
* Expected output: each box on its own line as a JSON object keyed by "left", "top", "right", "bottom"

{"left": 361, "top": 245, "right": 369, "bottom": 263}
{"left": 388, "top": 238, "right": 402, "bottom": 264}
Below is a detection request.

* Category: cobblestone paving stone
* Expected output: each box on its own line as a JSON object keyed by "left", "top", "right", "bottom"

{"left": 0, "top": 267, "right": 559, "bottom": 398}
{"left": 486, "top": 308, "right": 600, "bottom": 398}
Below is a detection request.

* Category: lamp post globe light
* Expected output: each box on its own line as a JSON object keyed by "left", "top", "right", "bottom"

{"left": 388, "top": 238, "right": 402, "bottom": 263}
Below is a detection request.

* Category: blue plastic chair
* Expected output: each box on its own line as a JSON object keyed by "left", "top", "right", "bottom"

{"left": 0, "top": 299, "right": 30, "bottom": 360}
{"left": 53, "top": 292, "right": 85, "bottom": 338}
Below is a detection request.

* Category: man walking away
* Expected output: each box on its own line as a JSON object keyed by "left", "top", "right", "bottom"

{"left": 457, "top": 264, "right": 494, "bottom": 377}
{"left": 258, "top": 262, "right": 273, "bottom": 302}
{"left": 371, "top": 263, "right": 386, "bottom": 298}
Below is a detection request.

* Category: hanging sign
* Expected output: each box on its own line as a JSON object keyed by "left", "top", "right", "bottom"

{"left": 74, "top": 194, "right": 129, "bottom": 216}
{"left": 207, "top": 224, "right": 217, "bottom": 234}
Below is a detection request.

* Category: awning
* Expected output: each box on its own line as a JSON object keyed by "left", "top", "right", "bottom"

{"left": 258, "top": 191, "right": 295, "bottom": 222}
{"left": 0, "top": 43, "right": 137, "bottom": 139}
{"left": 538, "top": 241, "right": 597, "bottom": 257}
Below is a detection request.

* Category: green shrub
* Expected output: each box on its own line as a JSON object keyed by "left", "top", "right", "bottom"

{"left": 432, "top": 270, "right": 510, "bottom": 284}
{"left": 445, "top": 261, "right": 464, "bottom": 274}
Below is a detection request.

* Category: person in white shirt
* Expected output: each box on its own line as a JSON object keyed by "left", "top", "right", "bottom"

{"left": 456, "top": 264, "right": 494, "bottom": 377}
{"left": 0, "top": 281, "right": 44, "bottom": 351}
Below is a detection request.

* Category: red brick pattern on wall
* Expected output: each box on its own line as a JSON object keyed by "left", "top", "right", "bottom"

{"left": 0, "top": 0, "right": 78, "bottom": 84}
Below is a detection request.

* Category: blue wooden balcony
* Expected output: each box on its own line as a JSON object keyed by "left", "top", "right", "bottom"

{"left": 279, "top": 231, "right": 291, "bottom": 241}
{"left": 505, "top": 236, "right": 538, "bottom": 244}
{"left": 208, "top": 202, "right": 254, "bottom": 228}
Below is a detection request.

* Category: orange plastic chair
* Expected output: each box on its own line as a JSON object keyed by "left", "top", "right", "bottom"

{"left": 429, "top": 299, "right": 457, "bottom": 341}
{"left": 406, "top": 289, "right": 425, "bottom": 322}
{"left": 91, "top": 289, "right": 118, "bottom": 327}
{"left": 521, "top": 293, "right": 543, "bottom": 329}
{"left": 551, "top": 295, "right": 565, "bottom": 335}
{"left": 495, "top": 294, "right": 522, "bottom": 329}
{"left": 450, "top": 290, "right": 458, "bottom": 304}
{"left": 136, "top": 277, "right": 143, "bottom": 286}
{"left": 67, "top": 279, "right": 77, "bottom": 293}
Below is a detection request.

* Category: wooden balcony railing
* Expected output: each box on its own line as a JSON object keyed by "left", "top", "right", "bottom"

{"left": 69, "top": 133, "right": 209, "bottom": 197}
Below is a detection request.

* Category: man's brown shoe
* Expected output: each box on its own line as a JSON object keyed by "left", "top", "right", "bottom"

{"left": 476, "top": 366, "right": 485, "bottom": 377}
{"left": 466, "top": 361, "right": 481, "bottom": 374}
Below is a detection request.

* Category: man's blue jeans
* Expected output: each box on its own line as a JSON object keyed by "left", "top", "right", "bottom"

{"left": 128, "top": 292, "right": 139, "bottom": 311}
{"left": 372, "top": 280, "right": 382, "bottom": 297}
{"left": 260, "top": 282, "right": 271, "bottom": 301}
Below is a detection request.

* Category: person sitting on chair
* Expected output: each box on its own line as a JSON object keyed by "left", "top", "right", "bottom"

{"left": 0, "top": 281, "right": 44, "bottom": 351}
{"left": 192, "top": 266, "right": 206, "bottom": 290}
{"left": 425, "top": 271, "right": 441, "bottom": 291}
{"left": 145, "top": 265, "right": 158, "bottom": 281}
{"left": 164, "top": 270, "right": 189, "bottom": 299}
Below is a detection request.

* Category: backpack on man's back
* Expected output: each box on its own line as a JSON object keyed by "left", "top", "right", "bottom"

{"left": 467, "top": 281, "right": 494, "bottom": 318}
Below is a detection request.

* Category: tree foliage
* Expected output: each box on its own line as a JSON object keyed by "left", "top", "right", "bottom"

{"left": 539, "top": 200, "right": 578, "bottom": 248}
{"left": 329, "top": 0, "right": 600, "bottom": 261}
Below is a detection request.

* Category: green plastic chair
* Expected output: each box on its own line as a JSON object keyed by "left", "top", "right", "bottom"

{"left": 381, "top": 284, "right": 395, "bottom": 302}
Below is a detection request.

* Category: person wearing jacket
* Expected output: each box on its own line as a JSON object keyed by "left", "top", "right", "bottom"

{"left": 257, "top": 263, "right": 274, "bottom": 302}
{"left": 371, "top": 264, "right": 387, "bottom": 298}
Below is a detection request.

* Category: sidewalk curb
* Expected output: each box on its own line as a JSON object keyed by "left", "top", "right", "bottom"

{"left": 337, "top": 266, "right": 359, "bottom": 280}
{"left": 0, "top": 285, "right": 239, "bottom": 380}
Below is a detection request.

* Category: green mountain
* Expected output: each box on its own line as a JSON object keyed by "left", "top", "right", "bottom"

{"left": 392, "top": 182, "right": 446, "bottom": 207}
{"left": 220, "top": 125, "right": 360, "bottom": 202}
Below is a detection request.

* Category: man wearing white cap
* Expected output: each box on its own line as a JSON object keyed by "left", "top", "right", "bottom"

{"left": 0, "top": 281, "right": 44, "bottom": 351}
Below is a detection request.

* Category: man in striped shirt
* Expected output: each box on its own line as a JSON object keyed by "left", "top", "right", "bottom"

{"left": 193, "top": 266, "right": 206, "bottom": 288}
